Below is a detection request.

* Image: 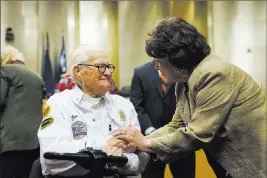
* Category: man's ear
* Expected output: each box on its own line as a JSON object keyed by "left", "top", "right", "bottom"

{"left": 72, "top": 66, "right": 80, "bottom": 81}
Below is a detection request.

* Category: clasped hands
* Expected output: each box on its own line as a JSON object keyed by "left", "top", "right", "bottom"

{"left": 104, "top": 125, "right": 151, "bottom": 157}
{"left": 104, "top": 137, "right": 136, "bottom": 157}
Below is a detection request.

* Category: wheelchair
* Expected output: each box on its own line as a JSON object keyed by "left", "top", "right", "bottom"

{"left": 29, "top": 147, "right": 137, "bottom": 178}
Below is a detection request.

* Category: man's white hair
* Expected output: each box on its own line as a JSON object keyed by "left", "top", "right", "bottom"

{"left": 1, "top": 45, "right": 24, "bottom": 64}
{"left": 69, "top": 44, "right": 105, "bottom": 82}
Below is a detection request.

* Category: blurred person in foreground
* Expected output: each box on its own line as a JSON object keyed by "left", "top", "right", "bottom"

{"left": 114, "top": 17, "right": 266, "bottom": 178}
{"left": 0, "top": 46, "right": 44, "bottom": 178}
{"left": 130, "top": 60, "right": 195, "bottom": 178}
{"left": 38, "top": 45, "right": 149, "bottom": 178}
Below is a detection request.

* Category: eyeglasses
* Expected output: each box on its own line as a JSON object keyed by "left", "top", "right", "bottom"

{"left": 78, "top": 63, "right": 115, "bottom": 73}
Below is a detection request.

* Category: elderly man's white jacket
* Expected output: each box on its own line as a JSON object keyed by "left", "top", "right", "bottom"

{"left": 38, "top": 85, "right": 149, "bottom": 177}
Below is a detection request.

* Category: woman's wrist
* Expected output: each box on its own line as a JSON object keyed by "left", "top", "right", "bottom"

{"left": 142, "top": 138, "right": 152, "bottom": 152}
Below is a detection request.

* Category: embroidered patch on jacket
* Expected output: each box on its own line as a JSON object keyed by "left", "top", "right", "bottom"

{"left": 119, "top": 110, "right": 125, "bottom": 121}
{"left": 71, "top": 121, "right": 87, "bottom": 140}
{"left": 40, "top": 117, "right": 54, "bottom": 130}
{"left": 43, "top": 105, "right": 51, "bottom": 118}
{"left": 71, "top": 115, "right": 78, "bottom": 121}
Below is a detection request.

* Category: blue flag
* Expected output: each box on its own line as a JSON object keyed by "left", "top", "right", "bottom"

{"left": 55, "top": 36, "right": 67, "bottom": 83}
{"left": 42, "top": 32, "right": 55, "bottom": 98}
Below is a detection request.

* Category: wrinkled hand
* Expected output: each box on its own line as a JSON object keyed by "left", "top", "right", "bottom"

{"left": 113, "top": 125, "right": 151, "bottom": 152}
{"left": 106, "top": 136, "right": 137, "bottom": 153}
{"left": 106, "top": 137, "right": 127, "bottom": 149}
{"left": 104, "top": 145, "right": 124, "bottom": 157}
{"left": 122, "top": 142, "right": 136, "bottom": 153}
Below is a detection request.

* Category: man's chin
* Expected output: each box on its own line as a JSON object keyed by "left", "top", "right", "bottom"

{"left": 103, "top": 85, "right": 112, "bottom": 92}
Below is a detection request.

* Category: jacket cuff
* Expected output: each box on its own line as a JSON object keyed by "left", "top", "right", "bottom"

{"left": 144, "top": 127, "right": 156, "bottom": 136}
{"left": 123, "top": 153, "right": 139, "bottom": 172}
{"left": 149, "top": 137, "right": 163, "bottom": 154}
{"left": 115, "top": 153, "right": 139, "bottom": 175}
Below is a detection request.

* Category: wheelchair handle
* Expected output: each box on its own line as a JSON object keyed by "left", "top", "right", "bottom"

{"left": 44, "top": 152, "right": 93, "bottom": 161}
{"left": 44, "top": 152, "right": 128, "bottom": 167}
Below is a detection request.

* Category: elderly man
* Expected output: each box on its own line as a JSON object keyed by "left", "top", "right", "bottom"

{"left": 38, "top": 45, "right": 149, "bottom": 178}
{"left": 0, "top": 46, "right": 44, "bottom": 178}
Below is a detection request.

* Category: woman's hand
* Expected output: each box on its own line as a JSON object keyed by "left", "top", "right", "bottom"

{"left": 113, "top": 125, "right": 151, "bottom": 152}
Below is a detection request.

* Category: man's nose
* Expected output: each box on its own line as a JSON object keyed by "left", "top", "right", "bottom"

{"left": 104, "top": 67, "right": 112, "bottom": 76}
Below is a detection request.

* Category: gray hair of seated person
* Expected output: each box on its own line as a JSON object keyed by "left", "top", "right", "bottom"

{"left": 69, "top": 44, "right": 106, "bottom": 83}
{"left": 1, "top": 45, "right": 25, "bottom": 65}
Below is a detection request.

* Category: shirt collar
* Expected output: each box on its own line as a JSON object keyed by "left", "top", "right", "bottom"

{"left": 70, "top": 85, "right": 108, "bottom": 105}
{"left": 158, "top": 70, "right": 161, "bottom": 76}
{"left": 69, "top": 85, "right": 119, "bottom": 122}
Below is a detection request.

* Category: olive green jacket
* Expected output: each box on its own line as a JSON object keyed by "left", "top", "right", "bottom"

{"left": 0, "top": 64, "right": 44, "bottom": 154}
{"left": 148, "top": 54, "right": 266, "bottom": 178}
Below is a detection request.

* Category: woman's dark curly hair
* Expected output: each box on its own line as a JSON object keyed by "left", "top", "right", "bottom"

{"left": 145, "top": 17, "right": 211, "bottom": 70}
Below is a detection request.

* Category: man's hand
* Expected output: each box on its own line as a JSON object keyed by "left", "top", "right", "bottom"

{"left": 113, "top": 125, "right": 151, "bottom": 152}
{"left": 122, "top": 143, "right": 137, "bottom": 153}
{"left": 105, "top": 137, "right": 127, "bottom": 157}
{"left": 106, "top": 137, "right": 127, "bottom": 148}
{"left": 104, "top": 145, "right": 124, "bottom": 157}
{"left": 106, "top": 137, "right": 137, "bottom": 153}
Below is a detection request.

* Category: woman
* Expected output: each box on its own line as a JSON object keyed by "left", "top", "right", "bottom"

{"left": 114, "top": 17, "right": 266, "bottom": 178}
{"left": 1, "top": 46, "right": 42, "bottom": 178}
